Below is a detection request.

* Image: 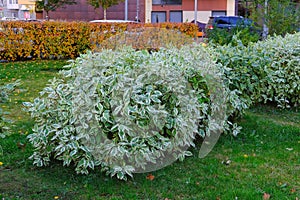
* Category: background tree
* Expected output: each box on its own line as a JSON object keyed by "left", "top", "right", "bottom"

{"left": 239, "top": 0, "right": 300, "bottom": 35}
{"left": 87, "top": 0, "right": 124, "bottom": 20}
{"left": 36, "top": 0, "right": 77, "bottom": 20}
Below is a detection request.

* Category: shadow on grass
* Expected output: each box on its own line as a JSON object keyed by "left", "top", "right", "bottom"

{"left": 0, "top": 104, "right": 299, "bottom": 199}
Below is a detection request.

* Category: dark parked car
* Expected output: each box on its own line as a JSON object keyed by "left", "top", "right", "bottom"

{"left": 191, "top": 20, "right": 206, "bottom": 37}
{"left": 205, "top": 16, "right": 260, "bottom": 32}
{"left": 191, "top": 20, "right": 206, "bottom": 32}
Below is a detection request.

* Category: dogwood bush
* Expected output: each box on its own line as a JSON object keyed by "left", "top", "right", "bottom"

{"left": 25, "top": 45, "right": 245, "bottom": 179}
{"left": 255, "top": 33, "right": 300, "bottom": 108}
{"left": 211, "top": 32, "right": 300, "bottom": 110}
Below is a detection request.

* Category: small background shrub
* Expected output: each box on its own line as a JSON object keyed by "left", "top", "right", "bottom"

{"left": 206, "top": 26, "right": 261, "bottom": 46}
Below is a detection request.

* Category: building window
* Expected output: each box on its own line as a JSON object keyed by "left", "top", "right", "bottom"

{"left": 212, "top": 11, "right": 226, "bottom": 16}
{"left": 8, "top": 0, "right": 18, "bottom": 4}
{"left": 151, "top": 11, "right": 166, "bottom": 23}
{"left": 152, "top": 0, "right": 182, "bottom": 5}
{"left": 170, "top": 11, "right": 182, "bottom": 23}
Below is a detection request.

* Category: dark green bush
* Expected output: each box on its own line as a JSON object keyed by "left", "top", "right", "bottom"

{"left": 207, "top": 26, "right": 261, "bottom": 46}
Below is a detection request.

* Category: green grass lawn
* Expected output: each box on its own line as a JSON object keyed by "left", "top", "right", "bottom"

{"left": 0, "top": 60, "right": 299, "bottom": 200}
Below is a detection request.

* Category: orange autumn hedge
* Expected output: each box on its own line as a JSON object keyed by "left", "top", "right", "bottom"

{"left": 0, "top": 21, "right": 198, "bottom": 61}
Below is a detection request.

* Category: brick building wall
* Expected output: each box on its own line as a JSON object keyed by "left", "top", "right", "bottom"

{"left": 47, "top": 0, "right": 145, "bottom": 22}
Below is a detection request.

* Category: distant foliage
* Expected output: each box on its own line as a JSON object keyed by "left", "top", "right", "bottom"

{"left": 35, "top": 0, "right": 76, "bottom": 19}
{"left": 87, "top": 0, "right": 124, "bottom": 20}
{"left": 25, "top": 45, "right": 245, "bottom": 180}
{"left": 249, "top": 0, "right": 300, "bottom": 36}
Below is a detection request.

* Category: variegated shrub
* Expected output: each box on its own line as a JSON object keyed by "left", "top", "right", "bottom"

{"left": 211, "top": 32, "right": 300, "bottom": 110}
{"left": 25, "top": 45, "right": 240, "bottom": 180}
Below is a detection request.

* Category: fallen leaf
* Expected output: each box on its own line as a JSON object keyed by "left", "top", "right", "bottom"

{"left": 263, "top": 193, "right": 270, "bottom": 200}
{"left": 146, "top": 174, "right": 155, "bottom": 181}
{"left": 290, "top": 188, "right": 296, "bottom": 193}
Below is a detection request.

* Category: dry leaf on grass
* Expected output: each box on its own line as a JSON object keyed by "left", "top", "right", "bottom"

{"left": 146, "top": 174, "right": 155, "bottom": 181}
{"left": 290, "top": 188, "right": 296, "bottom": 193}
{"left": 263, "top": 193, "right": 271, "bottom": 200}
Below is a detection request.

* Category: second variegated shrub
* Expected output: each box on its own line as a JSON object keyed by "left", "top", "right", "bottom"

{"left": 211, "top": 32, "right": 300, "bottom": 110}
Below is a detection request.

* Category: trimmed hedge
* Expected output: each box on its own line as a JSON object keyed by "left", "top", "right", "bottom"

{"left": 0, "top": 21, "right": 198, "bottom": 61}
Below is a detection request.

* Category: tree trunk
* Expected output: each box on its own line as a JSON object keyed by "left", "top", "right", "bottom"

{"left": 46, "top": 10, "right": 49, "bottom": 20}
{"left": 104, "top": 9, "right": 107, "bottom": 20}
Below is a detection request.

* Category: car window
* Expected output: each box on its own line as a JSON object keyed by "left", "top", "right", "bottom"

{"left": 215, "top": 17, "right": 230, "bottom": 25}
{"left": 207, "top": 18, "right": 214, "bottom": 24}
